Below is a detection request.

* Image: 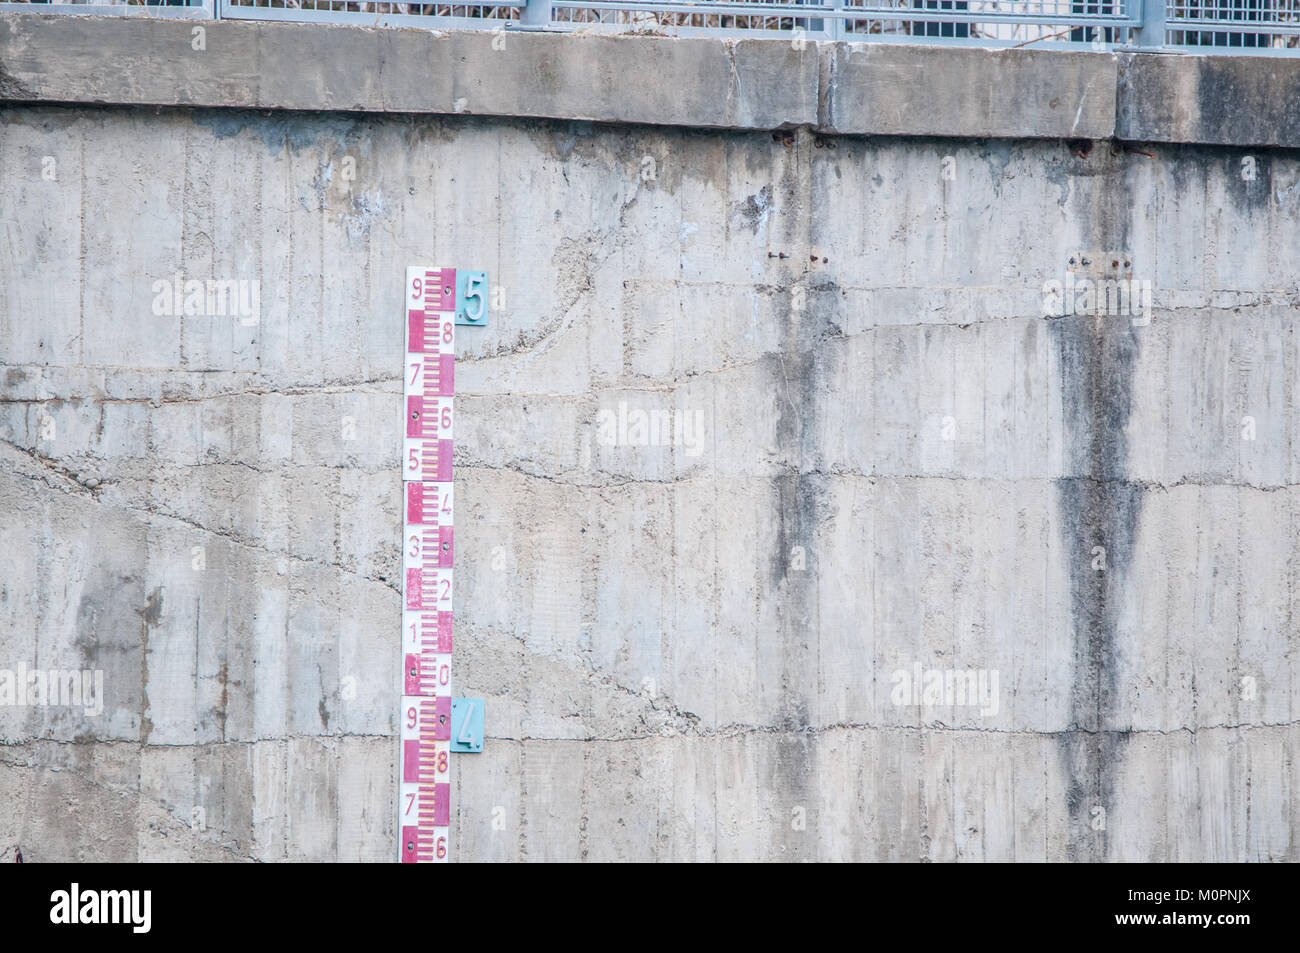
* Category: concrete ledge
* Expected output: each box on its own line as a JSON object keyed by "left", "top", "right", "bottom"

{"left": 1117, "top": 52, "right": 1300, "bottom": 148}
{"left": 819, "top": 44, "right": 1116, "bottom": 141}
{"left": 0, "top": 14, "right": 817, "bottom": 129}
{"left": 4, "top": 12, "right": 1300, "bottom": 146}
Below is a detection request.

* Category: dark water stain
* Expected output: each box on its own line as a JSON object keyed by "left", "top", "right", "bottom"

{"left": 216, "top": 658, "right": 230, "bottom": 743}
{"left": 1221, "top": 148, "right": 1273, "bottom": 213}
{"left": 975, "top": 139, "right": 1015, "bottom": 199}
{"left": 1193, "top": 62, "right": 1300, "bottom": 156}
{"left": 192, "top": 109, "right": 348, "bottom": 154}
{"left": 1045, "top": 144, "right": 1152, "bottom": 860}
{"left": 1048, "top": 313, "right": 1142, "bottom": 860}
{"left": 138, "top": 586, "right": 164, "bottom": 627}
{"left": 135, "top": 586, "right": 164, "bottom": 743}
{"left": 762, "top": 724, "right": 816, "bottom": 859}
{"left": 761, "top": 265, "right": 842, "bottom": 860}
{"left": 730, "top": 185, "right": 772, "bottom": 235}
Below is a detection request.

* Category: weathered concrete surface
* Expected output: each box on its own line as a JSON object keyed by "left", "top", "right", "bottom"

{"left": 2, "top": 100, "right": 1298, "bottom": 861}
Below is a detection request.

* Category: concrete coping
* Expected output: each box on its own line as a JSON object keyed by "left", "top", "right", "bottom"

{"left": 2, "top": 13, "right": 1300, "bottom": 146}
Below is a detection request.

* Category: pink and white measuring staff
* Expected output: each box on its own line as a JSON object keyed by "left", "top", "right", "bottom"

{"left": 399, "top": 266, "right": 456, "bottom": 863}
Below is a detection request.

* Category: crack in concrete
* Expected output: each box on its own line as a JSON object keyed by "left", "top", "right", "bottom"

{"left": 456, "top": 459, "right": 1300, "bottom": 494}
{"left": 494, "top": 718, "right": 1300, "bottom": 743}
{"left": 0, "top": 452, "right": 401, "bottom": 597}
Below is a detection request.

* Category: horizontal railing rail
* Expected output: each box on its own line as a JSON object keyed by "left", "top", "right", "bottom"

{"left": 0, "top": 0, "right": 213, "bottom": 14}
{"left": 1, "top": 0, "right": 1297, "bottom": 52}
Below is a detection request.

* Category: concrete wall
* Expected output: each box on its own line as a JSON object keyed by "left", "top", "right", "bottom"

{"left": 2, "top": 18, "right": 1299, "bottom": 862}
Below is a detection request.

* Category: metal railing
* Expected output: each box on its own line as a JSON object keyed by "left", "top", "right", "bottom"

{"left": 218, "top": 1, "right": 523, "bottom": 29}
{"left": 1166, "top": 0, "right": 1300, "bottom": 50}
{"left": 547, "top": 0, "right": 1138, "bottom": 45}
{"left": 2, "top": 0, "right": 1299, "bottom": 51}
{"left": 0, "top": 0, "right": 213, "bottom": 16}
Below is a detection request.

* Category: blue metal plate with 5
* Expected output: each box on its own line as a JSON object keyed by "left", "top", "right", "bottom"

{"left": 455, "top": 271, "right": 488, "bottom": 326}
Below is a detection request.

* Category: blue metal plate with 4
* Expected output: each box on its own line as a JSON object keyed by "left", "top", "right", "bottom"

{"left": 450, "top": 697, "right": 484, "bottom": 752}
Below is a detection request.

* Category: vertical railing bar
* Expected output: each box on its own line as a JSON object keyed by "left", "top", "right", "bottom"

{"left": 828, "top": 0, "right": 844, "bottom": 40}
{"left": 519, "top": 0, "right": 554, "bottom": 28}
{"left": 1137, "top": 0, "right": 1168, "bottom": 45}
